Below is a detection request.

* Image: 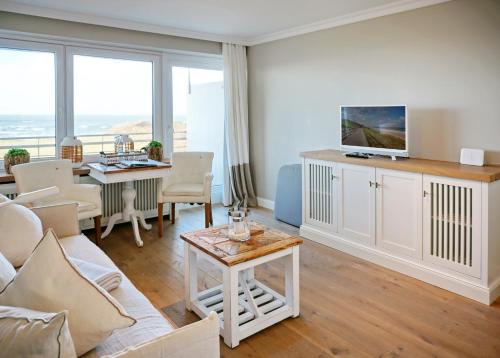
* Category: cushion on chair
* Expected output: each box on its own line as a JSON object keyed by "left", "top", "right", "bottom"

{"left": 37, "top": 199, "right": 97, "bottom": 213}
{"left": 274, "top": 164, "right": 302, "bottom": 227}
{"left": 163, "top": 183, "right": 204, "bottom": 197}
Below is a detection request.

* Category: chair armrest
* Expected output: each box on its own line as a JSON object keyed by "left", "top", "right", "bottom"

{"left": 66, "top": 184, "right": 102, "bottom": 210}
{"left": 104, "top": 312, "right": 220, "bottom": 358}
{"left": 31, "top": 203, "right": 80, "bottom": 238}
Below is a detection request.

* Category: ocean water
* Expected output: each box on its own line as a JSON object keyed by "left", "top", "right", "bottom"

{"left": 0, "top": 114, "right": 151, "bottom": 138}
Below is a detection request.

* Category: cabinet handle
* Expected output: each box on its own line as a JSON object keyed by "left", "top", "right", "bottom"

{"left": 370, "top": 181, "right": 381, "bottom": 188}
{"left": 423, "top": 190, "right": 430, "bottom": 197}
{"left": 331, "top": 174, "right": 339, "bottom": 180}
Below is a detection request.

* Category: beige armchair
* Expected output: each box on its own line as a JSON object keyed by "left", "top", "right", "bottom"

{"left": 157, "top": 152, "right": 214, "bottom": 237}
{"left": 11, "top": 159, "right": 102, "bottom": 243}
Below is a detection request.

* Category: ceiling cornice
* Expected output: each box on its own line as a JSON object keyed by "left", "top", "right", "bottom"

{"left": 246, "top": 0, "right": 452, "bottom": 46}
{"left": 0, "top": 0, "right": 452, "bottom": 47}
{"left": 0, "top": 1, "right": 248, "bottom": 45}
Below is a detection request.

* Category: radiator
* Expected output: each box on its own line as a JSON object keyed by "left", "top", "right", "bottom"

{"left": 101, "top": 179, "right": 158, "bottom": 218}
{"left": 79, "top": 176, "right": 165, "bottom": 230}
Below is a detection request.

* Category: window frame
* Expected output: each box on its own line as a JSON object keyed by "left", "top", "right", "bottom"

{"left": 0, "top": 31, "right": 224, "bottom": 166}
{"left": 0, "top": 38, "right": 65, "bottom": 159}
{"left": 163, "top": 53, "right": 224, "bottom": 156}
{"left": 66, "top": 46, "right": 162, "bottom": 160}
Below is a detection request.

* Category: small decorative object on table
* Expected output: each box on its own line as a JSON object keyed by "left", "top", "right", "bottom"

{"left": 60, "top": 136, "right": 83, "bottom": 168}
{"left": 227, "top": 207, "right": 250, "bottom": 241}
{"left": 145, "top": 140, "right": 163, "bottom": 161}
{"left": 4, "top": 148, "right": 30, "bottom": 174}
{"left": 114, "top": 134, "right": 134, "bottom": 154}
{"left": 98, "top": 149, "right": 148, "bottom": 166}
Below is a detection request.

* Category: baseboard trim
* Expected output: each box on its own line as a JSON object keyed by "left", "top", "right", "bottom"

{"left": 300, "top": 224, "right": 496, "bottom": 305}
{"left": 257, "top": 197, "right": 275, "bottom": 210}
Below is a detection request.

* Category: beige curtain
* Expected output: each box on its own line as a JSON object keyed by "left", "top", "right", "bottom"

{"left": 223, "top": 43, "right": 256, "bottom": 207}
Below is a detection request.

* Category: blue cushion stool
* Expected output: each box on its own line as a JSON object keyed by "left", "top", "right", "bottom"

{"left": 274, "top": 164, "right": 302, "bottom": 227}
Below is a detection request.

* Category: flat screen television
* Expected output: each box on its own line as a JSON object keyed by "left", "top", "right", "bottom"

{"left": 340, "top": 105, "right": 408, "bottom": 157}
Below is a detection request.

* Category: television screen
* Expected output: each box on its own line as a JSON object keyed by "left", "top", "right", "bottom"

{"left": 341, "top": 106, "right": 406, "bottom": 151}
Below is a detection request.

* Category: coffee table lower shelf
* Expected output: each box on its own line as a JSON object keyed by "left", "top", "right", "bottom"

{"left": 190, "top": 279, "right": 294, "bottom": 344}
{"left": 184, "top": 241, "right": 300, "bottom": 348}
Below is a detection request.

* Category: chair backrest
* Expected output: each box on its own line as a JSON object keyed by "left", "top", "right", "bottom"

{"left": 11, "top": 160, "right": 74, "bottom": 194}
{"left": 171, "top": 152, "right": 214, "bottom": 184}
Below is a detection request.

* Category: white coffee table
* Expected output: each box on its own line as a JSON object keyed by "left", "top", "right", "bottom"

{"left": 180, "top": 222, "right": 302, "bottom": 348}
{"left": 87, "top": 161, "right": 171, "bottom": 247}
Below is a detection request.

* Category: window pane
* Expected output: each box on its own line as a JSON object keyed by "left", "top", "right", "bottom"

{"left": 172, "top": 67, "right": 224, "bottom": 186}
{"left": 73, "top": 55, "right": 153, "bottom": 155}
{"left": 0, "top": 48, "right": 56, "bottom": 159}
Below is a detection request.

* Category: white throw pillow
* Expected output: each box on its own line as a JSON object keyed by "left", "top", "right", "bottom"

{"left": 0, "top": 305, "right": 76, "bottom": 358}
{"left": 0, "top": 229, "right": 136, "bottom": 356}
{"left": 0, "top": 200, "right": 43, "bottom": 267}
{"left": 0, "top": 252, "right": 15, "bottom": 291}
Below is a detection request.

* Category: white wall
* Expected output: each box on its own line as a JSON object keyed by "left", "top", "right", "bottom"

{"left": 248, "top": 0, "right": 500, "bottom": 201}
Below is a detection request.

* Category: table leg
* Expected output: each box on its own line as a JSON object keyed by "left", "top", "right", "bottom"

{"left": 223, "top": 267, "right": 240, "bottom": 348}
{"left": 136, "top": 210, "right": 152, "bottom": 230}
{"left": 101, "top": 212, "right": 121, "bottom": 239}
{"left": 285, "top": 246, "right": 300, "bottom": 317}
{"left": 184, "top": 244, "right": 198, "bottom": 311}
{"left": 101, "top": 180, "right": 150, "bottom": 247}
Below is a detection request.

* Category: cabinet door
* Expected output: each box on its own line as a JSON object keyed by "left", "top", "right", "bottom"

{"left": 423, "top": 175, "right": 481, "bottom": 278}
{"left": 376, "top": 169, "right": 423, "bottom": 259}
{"left": 338, "top": 163, "right": 376, "bottom": 246}
{"left": 303, "top": 159, "right": 338, "bottom": 233}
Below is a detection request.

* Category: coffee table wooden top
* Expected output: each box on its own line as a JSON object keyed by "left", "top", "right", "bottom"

{"left": 180, "top": 222, "right": 303, "bottom": 266}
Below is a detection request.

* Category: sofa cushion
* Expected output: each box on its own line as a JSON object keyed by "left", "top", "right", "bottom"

{"left": 0, "top": 229, "right": 136, "bottom": 356}
{"left": 0, "top": 305, "right": 76, "bottom": 358}
{"left": 59, "top": 234, "right": 175, "bottom": 358}
{"left": 163, "top": 183, "right": 204, "bottom": 197}
{"left": 0, "top": 199, "right": 43, "bottom": 267}
{"left": 0, "top": 252, "right": 15, "bottom": 291}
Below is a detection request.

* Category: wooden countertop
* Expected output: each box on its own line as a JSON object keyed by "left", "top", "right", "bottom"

{"left": 300, "top": 149, "right": 500, "bottom": 183}
{"left": 0, "top": 167, "right": 90, "bottom": 184}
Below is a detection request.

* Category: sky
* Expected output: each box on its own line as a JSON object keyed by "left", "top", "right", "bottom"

{"left": 0, "top": 47, "right": 223, "bottom": 118}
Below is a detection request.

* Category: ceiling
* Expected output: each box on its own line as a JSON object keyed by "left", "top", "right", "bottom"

{"left": 0, "top": 0, "right": 450, "bottom": 45}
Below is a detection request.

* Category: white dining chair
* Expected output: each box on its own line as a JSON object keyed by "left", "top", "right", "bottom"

{"left": 157, "top": 152, "right": 214, "bottom": 237}
{"left": 11, "top": 159, "right": 102, "bottom": 243}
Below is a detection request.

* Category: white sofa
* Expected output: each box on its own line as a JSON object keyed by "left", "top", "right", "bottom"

{"left": 33, "top": 204, "right": 220, "bottom": 358}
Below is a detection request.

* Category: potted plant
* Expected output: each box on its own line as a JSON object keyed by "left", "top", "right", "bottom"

{"left": 146, "top": 140, "right": 163, "bottom": 162}
{"left": 4, "top": 148, "right": 30, "bottom": 174}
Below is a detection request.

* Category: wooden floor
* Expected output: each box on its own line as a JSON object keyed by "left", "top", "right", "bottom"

{"left": 89, "top": 205, "right": 500, "bottom": 358}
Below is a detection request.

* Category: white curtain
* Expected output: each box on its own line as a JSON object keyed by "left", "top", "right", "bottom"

{"left": 222, "top": 43, "right": 256, "bottom": 207}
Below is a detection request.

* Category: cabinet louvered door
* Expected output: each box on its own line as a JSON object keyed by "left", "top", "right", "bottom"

{"left": 304, "top": 159, "right": 338, "bottom": 233}
{"left": 423, "top": 175, "right": 481, "bottom": 278}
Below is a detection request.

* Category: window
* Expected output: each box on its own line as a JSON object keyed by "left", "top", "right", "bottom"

{"left": 169, "top": 59, "right": 225, "bottom": 193}
{"left": 0, "top": 40, "right": 62, "bottom": 159}
{"left": 69, "top": 49, "right": 158, "bottom": 155}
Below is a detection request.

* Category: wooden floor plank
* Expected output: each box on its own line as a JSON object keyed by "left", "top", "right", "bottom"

{"left": 88, "top": 205, "right": 500, "bottom": 358}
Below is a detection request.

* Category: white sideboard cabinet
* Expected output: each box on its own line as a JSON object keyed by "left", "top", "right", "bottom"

{"left": 300, "top": 150, "right": 500, "bottom": 304}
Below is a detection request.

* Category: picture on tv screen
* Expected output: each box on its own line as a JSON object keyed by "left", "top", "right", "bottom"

{"left": 341, "top": 106, "right": 406, "bottom": 150}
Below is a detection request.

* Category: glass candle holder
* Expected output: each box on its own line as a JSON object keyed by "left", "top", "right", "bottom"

{"left": 227, "top": 209, "right": 250, "bottom": 242}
